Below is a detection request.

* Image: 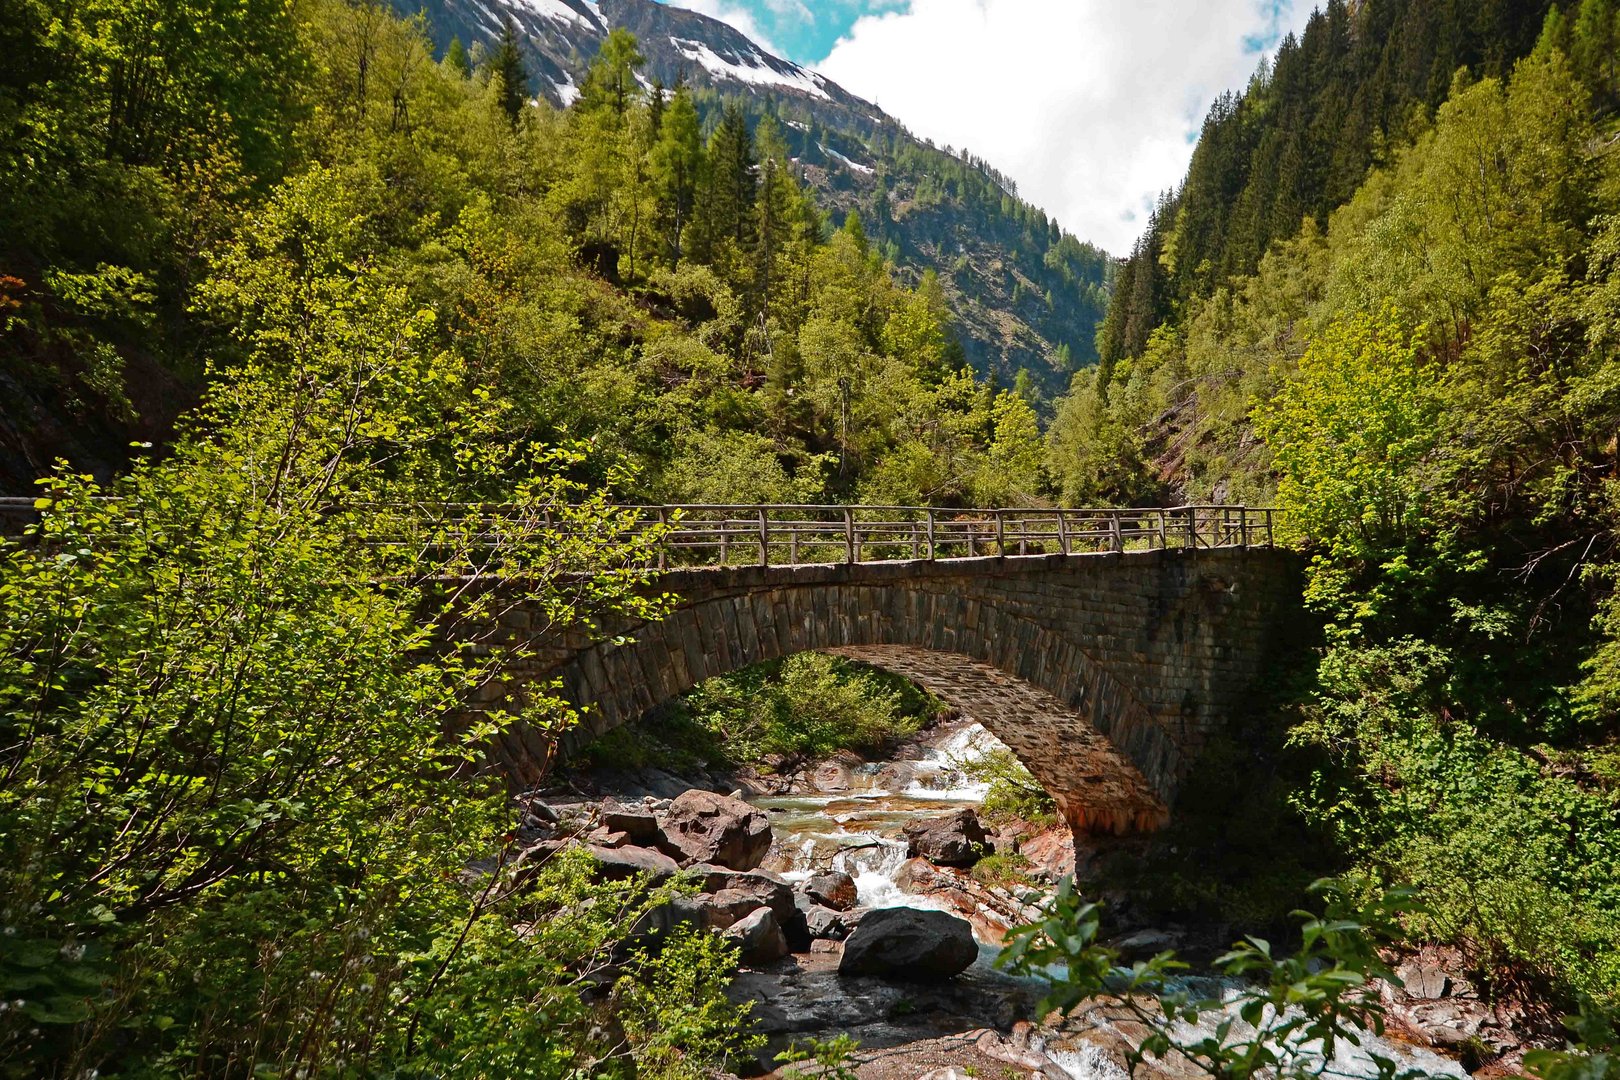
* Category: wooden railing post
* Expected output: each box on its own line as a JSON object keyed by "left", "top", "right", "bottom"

{"left": 1110, "top": 511, "right": 1123, "bottom": 553}
{"left": 1057, "top": 510, "right": 1069, "bottom": 555}
{"left": 926, "top": 508, "right": 936, "bottom": 560}
{"left": 656, "top": 506, "right": 668, "bottom": 570}
{"left": 758, "top": 506, "right": 769, "bottom": 566}
{"left": 1239, "top": 506, "right": 1249, "bottom": 548}
{"left": 844, "top": 506, "right": 856, "bottom": 564}
{"left": 719, "top": 514, "right": 729, "bottom": 565}
{"left": 995, "top": 509, "right": 1005, "bottom": 556}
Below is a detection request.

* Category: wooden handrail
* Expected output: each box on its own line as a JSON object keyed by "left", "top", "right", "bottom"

{"left": 0, "top": 497, "right": 1283, "bottom": 565}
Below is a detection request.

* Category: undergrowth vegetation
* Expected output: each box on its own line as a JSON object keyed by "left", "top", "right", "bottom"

{"left": 585, "top": 653, "right": 941, "bottom": 772}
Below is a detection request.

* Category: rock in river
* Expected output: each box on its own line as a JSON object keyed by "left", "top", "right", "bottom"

{"left": 656, "top": 790, "right": 772, "bottom": 870}
{"left": 903, "top": 809, "right": 989, "bottom": 868}
{"left": 804, "top": 869, "right": 859, "bottom": 911}
{"left": 838, "top": 907, "right": 978, "bottom": 980}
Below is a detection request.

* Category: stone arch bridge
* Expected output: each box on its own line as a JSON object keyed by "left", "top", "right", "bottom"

{"left": 472, "top": 505, "right": 1301, "bottom": 836}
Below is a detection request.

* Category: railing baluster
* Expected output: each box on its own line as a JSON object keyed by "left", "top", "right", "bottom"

{"left": 926, "top": 508, "right": 936, "bottom": 560}
{"left": 995, "top": 509, "right": 1005, "bottom": 557}
{"left": 844, "top": 506, "right": 856, "bottom": 564}
{"left": 758, "top": 506, "right": 769, "bottom": 566}
{"left": 1057, "top": 510, "right": 1069, "bottom": 556}
{"left": 657, "top": 506, "right": 668, "bottom": 570}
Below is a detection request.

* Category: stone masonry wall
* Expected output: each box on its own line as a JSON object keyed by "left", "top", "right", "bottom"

{"left": 467, "top": 547, "right": 1301, "bottom": 834}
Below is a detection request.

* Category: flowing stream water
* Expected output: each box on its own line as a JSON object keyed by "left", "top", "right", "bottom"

{"left": 741, "top": 722, "right": 1471, "bottom": 1080}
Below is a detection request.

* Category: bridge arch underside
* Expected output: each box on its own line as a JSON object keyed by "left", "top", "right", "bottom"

{"left": 532, "top": 584, "right": 1184, "bottom": 836}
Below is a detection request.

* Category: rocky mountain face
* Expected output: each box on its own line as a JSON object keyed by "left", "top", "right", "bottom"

{"left": 398, "top": 0, "right": 1112, "bottom": 403}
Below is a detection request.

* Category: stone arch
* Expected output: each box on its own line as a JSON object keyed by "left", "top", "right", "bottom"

{"left": 531, "top": 583, "right": 1178, "bottom": 835}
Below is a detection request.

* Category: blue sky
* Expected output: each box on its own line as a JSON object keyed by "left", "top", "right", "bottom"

{"left": 665, "top": 0, "right": 1316, "bottom": 254}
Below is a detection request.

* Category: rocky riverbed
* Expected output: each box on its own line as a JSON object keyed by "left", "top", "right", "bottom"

{"left": 537, "top": 720, "right": 1537, "bottom": 1078}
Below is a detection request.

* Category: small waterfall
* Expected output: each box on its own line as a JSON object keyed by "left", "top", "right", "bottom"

{"left": 901, "top": 722, "right": 1005, "bottom": 801}
{"left": 832, "top": 837, "right": 916, "bottom": 908}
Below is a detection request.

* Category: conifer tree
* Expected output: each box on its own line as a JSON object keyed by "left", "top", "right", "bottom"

{"left": 651, "top": 83, "right": 703, "bottom": 264}
{"left": 491, "top": 17, "right": 527, "bottom": 127}
{"left": 445, "top": 36, "right": 471, "bottom": 78}
{"left": 700, "top": 103, "right": 758, "bottom": 253}
{"left": 579, "top": 27, "right": 645, "bottom": 116}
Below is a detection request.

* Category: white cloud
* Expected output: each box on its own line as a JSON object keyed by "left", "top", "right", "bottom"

{"left": 815, "top": 0, "right": 1312, "bottom": 255}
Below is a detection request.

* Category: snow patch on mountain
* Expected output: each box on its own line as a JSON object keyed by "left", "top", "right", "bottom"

{"left": 667, "top": 36, "right": 830, "bottom": 100}
{"left": 516, "top": 0, "right": 603, "bottom": 32}
{"left": 821, "top": 143, "right": 873, "bottom": 175}
{"left": 552, "top": 69, "right": 580, "bottom": 105}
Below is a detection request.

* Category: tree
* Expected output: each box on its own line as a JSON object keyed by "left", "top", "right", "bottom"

{"left": 579, "top": 26, "right": 645, "bottom": 116}
{"left": 491, "top": 15, "right": 527, "bottom": 126}
{"left": 701, "top": 103, "right": 758, "bottom": 251}
{"left": 652, "top": 83, "right": 704, "bottom": 263}
{"left": 445, "top": 34, "right": 471, "bottom": 78}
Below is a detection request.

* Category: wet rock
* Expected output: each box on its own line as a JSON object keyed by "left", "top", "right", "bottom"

{"left": 873, "top": 760, "right": 921, "bottom": 791}
{"left": 838, "top": 907, "right": 978, "bottom": 980}
{"left": 1110, "top": 928, "right": 1180, "bottom": 961}
{"left": 725, "top": 907, "right": 789, "bottom": 966}
{"left": 599, "top": 798, "right": 659, "bottom": 843}
{"left": 805, "top": 870, "right": 859, "bottom": 911}
{"left": 903, "top": 809, "right": 989, "bottom": 867}
{"left": 587, "top": 843, "right": 680, "bottom": 882}
{"left": 804, "top": 904, "right": 852, "bottom": 941}
{"left": 656, "top": 790, "right": 772, "bottom": 870}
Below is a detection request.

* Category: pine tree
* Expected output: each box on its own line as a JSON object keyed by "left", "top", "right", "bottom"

{"left": 491, "top": 17, "right": 527, "bottom": 127}
{"left": 1572, "top": 0, "right": 1619, "bottom": 105}
{"left": 579, "top": 27, "right": 645, "bottom": 116}
{"left": 702, "top": 104, "right": 758, "bottom": 251}
{"left": 652, "top": 83, "right": 703, "bottom": 263}
{"left": 445, "top": 36, "right": 471, "bottom": 79}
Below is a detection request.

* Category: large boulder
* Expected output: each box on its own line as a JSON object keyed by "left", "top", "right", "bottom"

{"left": 724, "top": 906, "right": 789, "bottom": 966}
{"left": 685, "top": 868, "right": 795, "bottom": 923}
{"left": 599, "top": 798, "right": 660, "bottom": 843}
{"left": 838, "top": 907, "right": 978, "bottom": 980}
{"left": 656, "top": 790, "right": 772, "bottom": 870}
{"left": 903, "top": 809, "right": 989, "bottom": 867}
{"left": 804, "top": 870, "right": 859, "bottom": 911}
{"left": 586, "top": 843, "right": 681, "bottom": 883}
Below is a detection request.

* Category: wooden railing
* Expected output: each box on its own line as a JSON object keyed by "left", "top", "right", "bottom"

{"left": 0, "top": 498, "right": 1278, "bottom": 567}
{"left": 609, "top": 504, "right": 1275, "bottom": 568}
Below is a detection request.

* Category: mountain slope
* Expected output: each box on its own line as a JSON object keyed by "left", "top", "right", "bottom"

{"left": 397, "top": 0, "right": 1112, "bottom": 402}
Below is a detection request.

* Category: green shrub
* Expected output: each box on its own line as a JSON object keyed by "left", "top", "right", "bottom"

{"left": 666, "top": 653, "right": 938, "bottom": 766}
{"left": 964, "top": 747, "right": 1057, "bottom": 823}
{"left": 971, "top": 852, "right": 1035, "bottom": 890}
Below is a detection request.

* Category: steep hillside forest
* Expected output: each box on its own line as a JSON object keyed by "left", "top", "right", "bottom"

{"left": 1048, "top": 0, "right": 1620, "bottom": 1017}
{"left": 0, "top": 1, "right": 1048, "bottom": 506}
{"left": 402, "top": 0, "right": 1114, "bottom": 400}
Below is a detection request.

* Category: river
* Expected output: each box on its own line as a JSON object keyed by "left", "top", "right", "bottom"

{"left": 740, "top": 722, "right": 1472, "bottom": 1080}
